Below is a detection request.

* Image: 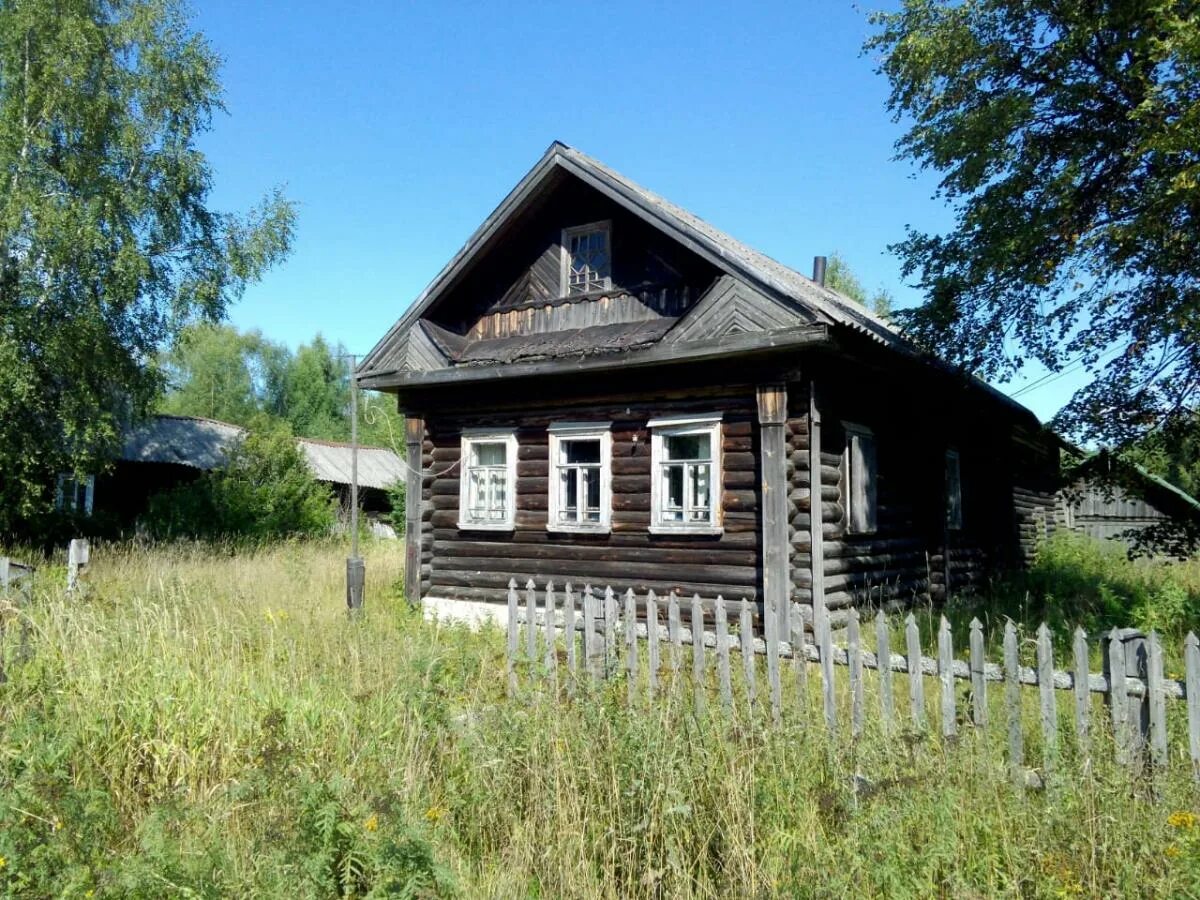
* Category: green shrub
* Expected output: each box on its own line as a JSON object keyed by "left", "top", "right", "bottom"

{"left": 386, "top": 479, "right": 406, "bottom": 534}
{"left": 143, "top": 418, "right": 335, "bottom": 541}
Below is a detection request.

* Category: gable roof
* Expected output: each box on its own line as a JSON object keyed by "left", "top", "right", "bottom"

{"left": 120, "top": 415, "right": 403, "bottom": 489}
{"left": 359, "top": 141, "right": 906, "bottom": 381}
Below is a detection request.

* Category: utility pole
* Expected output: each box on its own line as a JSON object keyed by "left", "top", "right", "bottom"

{"left": 344, "top": 353, "right": 365, "bottom": 612}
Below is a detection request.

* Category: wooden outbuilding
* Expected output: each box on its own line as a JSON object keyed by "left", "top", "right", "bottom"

{"left": 359, "top": 143, "right": 1062, "bottom": 633}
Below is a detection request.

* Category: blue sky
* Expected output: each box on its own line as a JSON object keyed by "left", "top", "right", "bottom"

{"left": 193, "top": 0, "right": 1085, "bottom": 423}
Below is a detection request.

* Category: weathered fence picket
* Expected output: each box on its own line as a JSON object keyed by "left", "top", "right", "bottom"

{"left": 716, "top": 596, "right": 732, "bottom": 712}
{"left": 906, "top": 614, "right": 925, "bottom": 729}
{"left": 1037, "top": 624, "right": 1056, "bottom": 765}
{"left": 938, "top": 617, "right": 956, "bottom": 739}
{"left": 970, "top": 618, "right": 987, "bottom": 728}
{"left": 1004, "top": 621, "right": 1023, "bottom": 778}
{"left": 506, "top": 579, "right": 519, "bottom": 696}
{"left": 849, "top": 609, "right": 863, "bottom": 738}
{"left": 502, "top": 579, "right": 1198, "bottom": 784}
{"left": 876, "top": 610, "right": 893, "bottom": 734}
{"left": 1073, "top": 627, "right": 1089, "bottom": 752}
{"left": 1186, "top": 633, "right": 1200, "bottom": 781}
{"left": 668, "top": 593, "right": 682, "bottom": 677}
{"left": 691, "top": 595, "right": 705, "bottom": 715}
{"left": 740, "top": 600, "right": 757, "bottom": 712}
{"left": 646, "top": 590, "right": 660, "bottom": 699}
{"left": 624, "top": 589, "right": 637, "bottom": 704}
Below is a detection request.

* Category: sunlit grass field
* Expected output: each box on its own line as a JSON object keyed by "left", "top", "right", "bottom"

{"left": 1, "top": 537, "right": 1199, "bottom": 897}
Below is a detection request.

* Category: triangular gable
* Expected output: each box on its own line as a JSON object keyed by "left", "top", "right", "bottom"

{"left": 360, "top": 142, "right": 909, "bottom": 379}
{"left": 664, "top": 275, "right": 814, "bottom": 343}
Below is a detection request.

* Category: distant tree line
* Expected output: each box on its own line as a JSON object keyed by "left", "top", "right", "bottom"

{"left": 158, "top": 323, "right": 403, "bottom": 452}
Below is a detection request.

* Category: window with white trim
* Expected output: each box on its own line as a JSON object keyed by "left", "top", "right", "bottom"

{"left": 55, "top": 473, "right": 95, "bottom": 516}
{"left": 548, "top": 422, "right": 612, "bottom": 532}
{"left": 843, "top": 423, "right": 877, "bottom": 534}
{"left": 561, "top": 222, "right": 612, "bottom": 295}
{"left": 946, "top": 448, "right": 963, "bottom": 530}
{"left": 649, "top": 415, "right": 722, "bottom": 533}
{"left": 458, "top": 431, "right": 517, "bottom": 530}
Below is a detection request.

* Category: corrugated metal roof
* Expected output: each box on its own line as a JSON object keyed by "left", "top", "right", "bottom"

{"left": 120, "top": 415, "right": 243, "bottom": 469}
{"left": 297, "top": 439, "right": 405, "bottom": 490}
{"left": 121, "top": 415, "right": 404, "bottom": 489}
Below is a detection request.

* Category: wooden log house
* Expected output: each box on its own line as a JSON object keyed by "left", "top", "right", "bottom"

{"left": 358, "top": 143, "right": 1061, "bottom": 634}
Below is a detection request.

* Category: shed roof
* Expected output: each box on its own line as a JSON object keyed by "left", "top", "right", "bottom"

{"left": 120, "top": 415, "right": 403, "bottom": 489}
{"left": 297, "top": 439, "right": 405, "bottom": 490}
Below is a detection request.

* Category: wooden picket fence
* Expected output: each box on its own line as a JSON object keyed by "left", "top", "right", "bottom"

{"left": 504, "top": 578, "right": 1200, "bottom": 782}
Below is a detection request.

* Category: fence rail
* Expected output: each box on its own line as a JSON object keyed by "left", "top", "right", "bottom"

{"left": 504, "top": 579, "right": 1200, "bottom": 782}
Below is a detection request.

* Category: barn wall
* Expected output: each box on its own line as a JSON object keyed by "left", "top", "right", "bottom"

{"left": 418, "top": 388, "right": 763, "bottom": 611}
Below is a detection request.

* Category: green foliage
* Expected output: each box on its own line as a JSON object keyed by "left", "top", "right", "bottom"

{"left": 160, "top": 323, "right": 404, "bottom": 448}
{"left": 0, "top": 0, "right": 295, "bottom": 537}
{"left": 867, "top": 0, "right": 1200, "bottom": 449}
{"left": 143, "top": 418, "right": 335, "bottom": 540}
{"left": 1123, "top": 412, "right": 1200, "bottom": 500}
{"left": 386, "top": 480, "right": 407, "bottom": 533}
{"left": 824, "top": 251, "right": 895, "bottom": 319}
{"left": 2, "top": 541, "right": 1200, "bottom": 895}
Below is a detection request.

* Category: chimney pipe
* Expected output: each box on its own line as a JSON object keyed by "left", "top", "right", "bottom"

{"left": 813, "top": 255, "right": 827, "bottom": 287}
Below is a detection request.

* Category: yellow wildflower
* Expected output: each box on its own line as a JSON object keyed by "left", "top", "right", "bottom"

{"left": 52, "top": 819, "right": 62, "bottom": 832}
{"left": 364, "top": 814, "right": 378, "bottom": 833}
{"left": 1168, "top": 811, "right": 1197, "bottom": 829}
{"left": 1166, "top": 845, "right": 1182, "bottom": 859}
{"left": 425, "top": 805, "right": 447, "bottom": 824}
{"left": 0, "top": 854, "right": 6, "bottom": 870}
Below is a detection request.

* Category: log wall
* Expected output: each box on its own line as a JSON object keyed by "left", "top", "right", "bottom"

{"left": 420, "top": 390, "right": 763, "bottom": 608}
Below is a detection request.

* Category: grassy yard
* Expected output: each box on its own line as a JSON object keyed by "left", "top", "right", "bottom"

{"left": 1, "top": 538, "right": 1200, "bottom": 897}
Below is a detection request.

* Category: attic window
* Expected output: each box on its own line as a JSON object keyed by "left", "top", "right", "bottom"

{"left": 562, "top": 222, "right": 611, "bottom": 295}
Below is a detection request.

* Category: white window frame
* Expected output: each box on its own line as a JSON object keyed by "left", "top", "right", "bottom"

{"left": 55, "top": 473, "right": 95, "bottom": 516}
{"left": 648, "top": 414, "right": 723, "bottom": 535}
{"left": 547, "top": 422, "right": 612, "bottom": 534}
{"left": 457, "top": 429, "right": 518, "bottom": 531}
{"left": 946, "top": 448, "right": 964, "bottom": 531}
{"left": 560, "top": 220, "right": 612, "bottom": 296}
{"left": 843, "top": 422, "right": 878, "bottom": 535}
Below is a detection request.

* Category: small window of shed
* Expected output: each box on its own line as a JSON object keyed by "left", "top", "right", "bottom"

{"left": 843, "top": 424, "right": 877, "bottom": 535}
{"left": 946, "top": 449, "right": 963, "bottom": 530}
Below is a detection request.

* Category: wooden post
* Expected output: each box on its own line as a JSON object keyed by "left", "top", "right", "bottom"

{"left": 820, "top": 612, "right": 836, "bottom": 733}
{"left": 790, "top": 607, "right": 808, "bottom": 720}
{"left": 66, "top": 538, "right": 89, "bottom": 595}
{"left": 1147, "top": 631, "right": 1167, "bottom": 770}
{"left": 604, "top": 587, "right": 618, "bottom": 678}
{"left": 525, "top": 579, "right": 538, "bottom": 667}
{"left": 716, "top": 596, "right": 732, "bottom": 712}
{"left": 506, "top": 579, "right": 519, "bottom": 696}
{"left": 740, "top": 599, "right": 756, "bottom": 713}
{"left": 1106, "top": 628, "right": 1129, "bottom": 767}
{"left": 757, "top": 384, "right": 790, "bottom": 643}
{"left": 1185, "top": 633, "right": 1200, "bottom": 782}
{"left": 624, "top": 589, "right": 638, "bottom": 704}
{"left": 691, "top": 594, "right": 706, "bottom": 715}
{"left": 938, "top": 616, "right": 956, "bottom": 739}
{"left": 668, "top": 592, "right": 682, "bottom": 678}
{"left": 403, "top": 415, "right": 424, "bottom": 608}
{"left": 647, "top": 590, "right": 660, "bottom": 700}
{"left": 876, "top": 610, "right": 893, "bottom": 734}
{"left": 1036, "top": 623, "right": 1056, "bottom": 766}
{"left": 906, "top": 613, "right": 924, "bottom": 729}
{"left": 1004, "top": 620, "right": 1023, "bottom": 781}
{"left": 807, "top": 381, "right": 827, "bottom": 658}
{"left": 849, "top": 609, "right": 863, "bottom": 738}
{"left": 564, "top": 584, "right": 577, "bottom": 678}
{"left": 584, "top": 585, "right": 601, "bottom": 678}
{"left": 1073, "top": 627, "right": 1089, "bottom": 753}
{"left": 969, "top": 617, "right": 987, "bottom": 728}
{"left": 544, "top": 582, "right": 558, "bottom": 687}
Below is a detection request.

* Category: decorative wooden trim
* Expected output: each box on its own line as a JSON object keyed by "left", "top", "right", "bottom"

{"left": 649, "top": 416, "right": 723, "bottom": 535}
{"left": 758, "top": 383, "right": 789, "bottom": 639}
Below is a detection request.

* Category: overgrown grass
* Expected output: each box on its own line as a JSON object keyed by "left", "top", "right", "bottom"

{"left": 1, "top": 538, "right": 1199, "bottom": 897}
